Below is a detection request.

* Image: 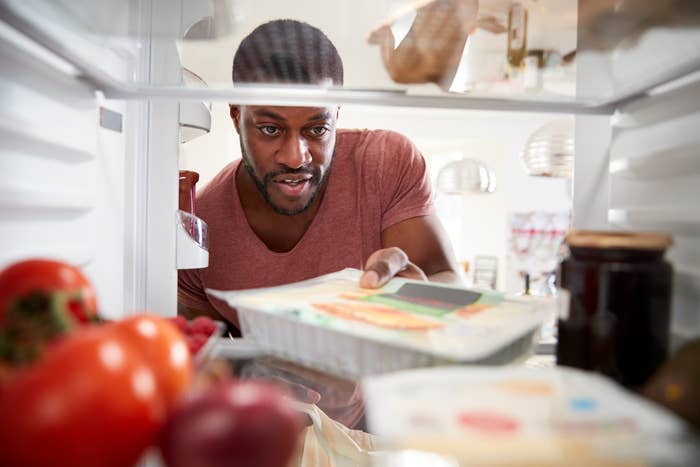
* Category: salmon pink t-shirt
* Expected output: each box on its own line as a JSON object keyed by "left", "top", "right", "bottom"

{"left": 178, "top": 129, "right": 434, "bottom": 326}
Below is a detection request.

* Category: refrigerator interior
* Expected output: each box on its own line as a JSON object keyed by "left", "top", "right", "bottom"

{"left": 0, "top": 0, "right": 699, "bottom": 348}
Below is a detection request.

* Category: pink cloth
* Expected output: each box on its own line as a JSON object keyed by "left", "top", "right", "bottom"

{"left": 178, "top": 128, "right": 434, "bottom": 324}
{"left": 177, "top": 129, "right": 434, "bottom": 428}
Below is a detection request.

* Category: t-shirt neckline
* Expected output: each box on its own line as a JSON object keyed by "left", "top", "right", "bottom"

{"left": 230, "top": 159, "right": 333, "bottom": 257}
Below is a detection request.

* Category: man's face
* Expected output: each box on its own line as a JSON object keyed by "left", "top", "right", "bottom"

{"left": 231, "top": 105, "right": 338, "bottom": 216}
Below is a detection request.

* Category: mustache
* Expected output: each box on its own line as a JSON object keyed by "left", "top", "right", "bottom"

{"left": 264, "top": 166, "right": 316, "bottom": 183}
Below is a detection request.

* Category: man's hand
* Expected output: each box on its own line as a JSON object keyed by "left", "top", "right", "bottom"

{"left": 359, "top": 247, "right": 428, "bottom": 288}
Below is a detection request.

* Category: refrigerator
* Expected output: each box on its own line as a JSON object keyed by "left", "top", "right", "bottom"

{"left": 0, "top": 0, "right": 698, "bottom": 350}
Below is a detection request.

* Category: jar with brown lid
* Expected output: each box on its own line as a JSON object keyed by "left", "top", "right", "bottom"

{"left": 556, "top": 231, "right": 673, "bottom": 388}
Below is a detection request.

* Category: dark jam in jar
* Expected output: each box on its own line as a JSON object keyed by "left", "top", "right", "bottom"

{"left": 556, "top": 231, "right": 673, "bottom": 389}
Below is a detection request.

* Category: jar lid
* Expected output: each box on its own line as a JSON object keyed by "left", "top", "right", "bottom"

{"left": 565, "top": 231, "right": 672, "bottom": 251}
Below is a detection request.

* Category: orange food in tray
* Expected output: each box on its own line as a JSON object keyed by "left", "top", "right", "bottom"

{"left": 312, "top": 301, "right": 443, "bottom": 331}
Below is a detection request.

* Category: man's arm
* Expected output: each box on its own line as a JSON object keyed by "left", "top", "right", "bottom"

{"left": 360, "top": 214, "right": 464, "bottom": 288}
{"left": 177, "top": 301, "right": 223, "bottom": 321}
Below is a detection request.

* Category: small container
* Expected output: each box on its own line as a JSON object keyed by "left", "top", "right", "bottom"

{"left": 178, "top": 170, "right": 200, "bottom": 214}
{"left": 556, "top": 231, "right": 673, "bottom": 388}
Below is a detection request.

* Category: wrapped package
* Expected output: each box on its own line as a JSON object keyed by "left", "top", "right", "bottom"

{"left": 290, "top": 402, "right": 378, "bottom": 467}
{"left": 368, "top": 0, "right": 479, "bottom": 89}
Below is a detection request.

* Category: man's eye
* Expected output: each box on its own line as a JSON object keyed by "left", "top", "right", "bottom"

{"left": 259, "top": 126, "right": 279, "bottom": 136}
{"left": 309, "top": 127, "right": 328, "bottom": 137}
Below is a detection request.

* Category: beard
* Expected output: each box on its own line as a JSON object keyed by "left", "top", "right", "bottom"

{"left": 240, "top": 148, "right": 332, "bottom": 216}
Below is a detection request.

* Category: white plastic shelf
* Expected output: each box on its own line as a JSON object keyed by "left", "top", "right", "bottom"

{"left": 608, "top": 208, "right": 700, "bottom": 235}
{"left": 0, "top": 246, "right": 93, "bottom": 268}
{"left": 0, "top": 112, "right": 95, "bottom": 162}
{"left": 609, "top": 144, "right": 700, "bottom": 180}
{"left": 0, "top": 186, "right": 94, "bottom": 213}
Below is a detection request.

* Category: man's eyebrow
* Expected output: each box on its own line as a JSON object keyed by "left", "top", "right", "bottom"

{"left": 307, "top": 111, "right": 332, "bottom": 122}
{"left": 251, "top": 109, "right": 287, "bottom": 121}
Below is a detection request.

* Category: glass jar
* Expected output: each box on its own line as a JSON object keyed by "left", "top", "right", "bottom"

{"left": 556, "top": 231, "right": 673, "bottom": 389}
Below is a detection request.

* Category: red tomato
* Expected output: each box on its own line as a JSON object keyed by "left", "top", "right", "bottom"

{"left": 0, "top": 259, "right": 98, "bottom": 323}
{"left": 0, "top": 326, "right": 166, "bottom": 467}
{"left": 115, "top": 314, "right": 193, "bottom": 409}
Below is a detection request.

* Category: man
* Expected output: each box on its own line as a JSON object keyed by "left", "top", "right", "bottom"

{"left": 177, "top": 18, "right": 462, "bottom": 429}
{"left": 178, "top": 19, "right": 462, "bottom": 329}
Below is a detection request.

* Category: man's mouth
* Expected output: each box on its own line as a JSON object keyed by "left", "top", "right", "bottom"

{"left": 272, "top": 174, "right": 313, "bottom": 196}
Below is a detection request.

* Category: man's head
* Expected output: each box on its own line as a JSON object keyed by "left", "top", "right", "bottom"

{"left": 232, "top": 19, "right": 343, "bottom": 86}
{"left": 231, "top": 20, "right": 343, "bottom": 216}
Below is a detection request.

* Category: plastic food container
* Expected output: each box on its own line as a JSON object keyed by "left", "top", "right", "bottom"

{"left": 362, "top": 366, "right": 699, "bottom": 467}
{"left": 208, "top": 269, "right": 548, "bottom": 379}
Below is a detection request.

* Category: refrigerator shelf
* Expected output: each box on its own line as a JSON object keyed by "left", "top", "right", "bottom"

{"left": 0, "top": 116, "right": 95, "bottom": 163}
{"left": 609, "top": 144, "right": 700, "bottom": 180}
{"left": 0, "top": 246, "right": 93, "bottom": 268}
{"left": 608, "top": 208, "right": 700, "bottom": 236}
{"left": 0, "top": 186, "right": 94, "bottom": 213}
{"left": 1, "top": 0, "right": 699, "bottom": 115}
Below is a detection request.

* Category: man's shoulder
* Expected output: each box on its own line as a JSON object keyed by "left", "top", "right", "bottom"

{"left": 336, "top": 129, "right": 414, "bottom": 164}
{"left": 337, "top": 128, "right": 411, "bottom": 146}
{"left": 196, "top": 160, "right": 239, "bottom": 211}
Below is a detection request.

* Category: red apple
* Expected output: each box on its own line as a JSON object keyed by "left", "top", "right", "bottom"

{"left": 158, "top": 380, "right": 303, "bottom": 467}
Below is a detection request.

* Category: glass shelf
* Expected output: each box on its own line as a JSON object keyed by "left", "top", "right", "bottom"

{"left": 1, "top": 0, "right": 699, "bottom": 113}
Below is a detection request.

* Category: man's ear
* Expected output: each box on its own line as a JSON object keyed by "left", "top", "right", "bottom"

{"left": 229, "top": 105, "right": 241, "bottom": 133}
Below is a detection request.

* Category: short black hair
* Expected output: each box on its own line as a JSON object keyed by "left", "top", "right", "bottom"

{"left": 232, "top": 19, "right": 344, "bottom": 86}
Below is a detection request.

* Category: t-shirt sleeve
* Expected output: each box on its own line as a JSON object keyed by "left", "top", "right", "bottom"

{"left": 177, "top": 268, "right": 210, "bottom": 311}
{"left": 378, "top": 131, "right": 435, "bottom": 231}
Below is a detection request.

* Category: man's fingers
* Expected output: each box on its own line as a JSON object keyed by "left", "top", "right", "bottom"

{"left": 359, "top": 270, "right": 380, "bottom": 288}
{"left": 397, "top": 262, "right": 429, "bottom": 282}
{"left": 360, "top": 247, "right": 412, "bottom": 288}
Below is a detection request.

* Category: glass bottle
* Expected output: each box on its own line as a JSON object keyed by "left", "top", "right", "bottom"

{"left": 507, "top": 2, "right": 528, "bottom": 69}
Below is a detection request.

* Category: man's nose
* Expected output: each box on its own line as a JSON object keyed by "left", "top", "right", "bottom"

{"left": 276, "top": 133, "right": 311, "bottom": 169}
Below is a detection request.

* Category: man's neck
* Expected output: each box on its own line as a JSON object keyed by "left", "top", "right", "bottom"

{"left": 235, "top": 164, "right": 326, "bottom": 253}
